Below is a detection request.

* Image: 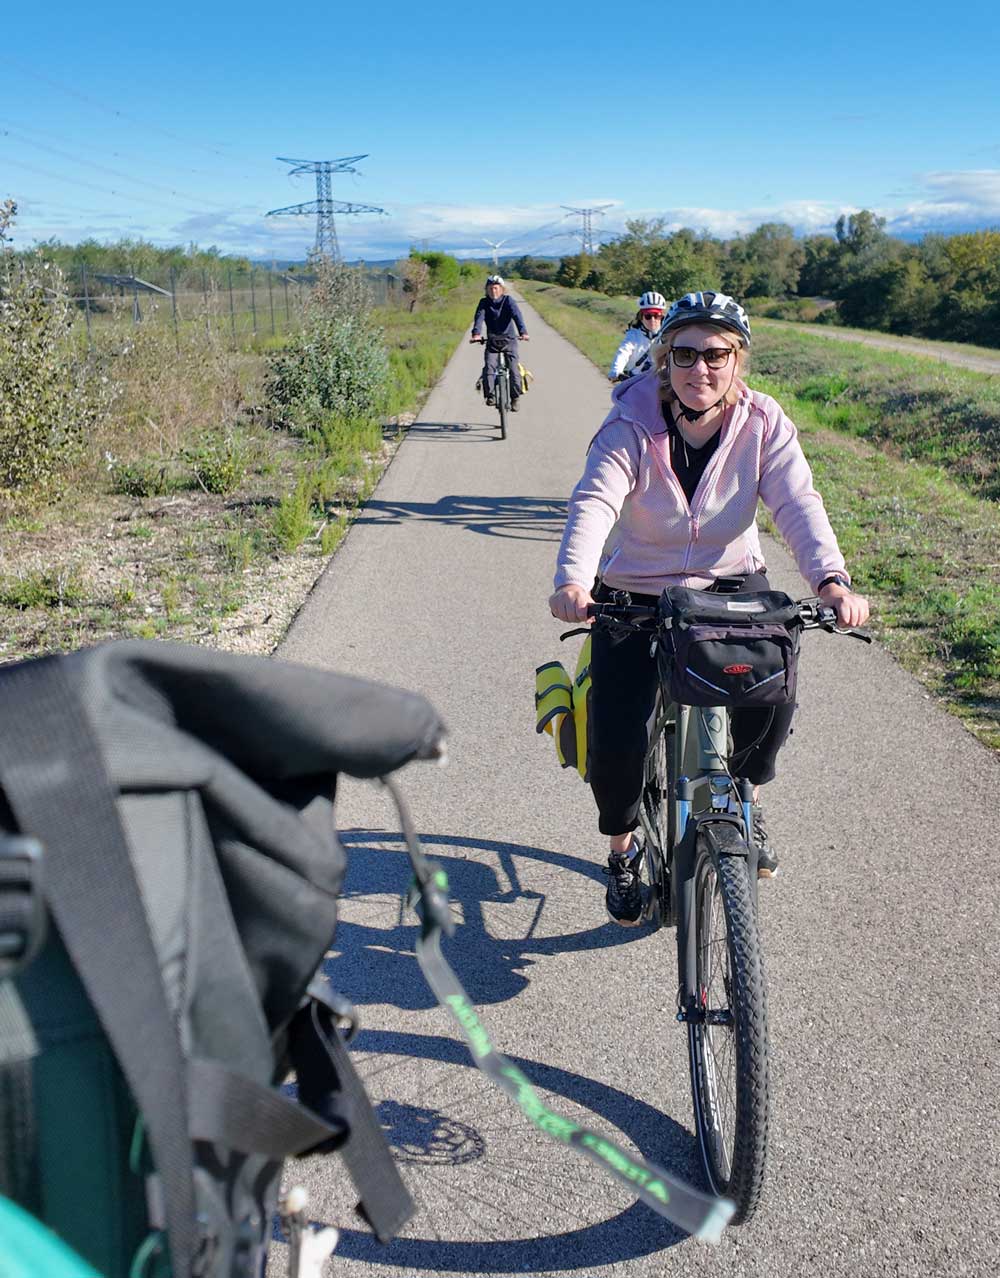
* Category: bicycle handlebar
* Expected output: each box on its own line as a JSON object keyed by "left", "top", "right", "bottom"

{"left": 583, "top": 598, "right": 873, "bottom": 643}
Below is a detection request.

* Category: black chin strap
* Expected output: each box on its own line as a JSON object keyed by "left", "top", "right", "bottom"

{"left": 676, "top": 399, "right": 721, "bottom": 422}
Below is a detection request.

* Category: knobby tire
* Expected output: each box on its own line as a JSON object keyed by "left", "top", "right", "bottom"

{"left": 687, "top": 826, "right": 769, "bottom": 1223}
{"left": 497, "top": 366, "right": 509, "bottom": 440}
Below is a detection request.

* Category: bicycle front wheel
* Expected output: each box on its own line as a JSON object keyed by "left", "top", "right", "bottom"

{"left": 687, "top": 824, "right": 769, "bottom": 1223}
{"left": 497, "top": 368, "right": 509, "bottom": 439}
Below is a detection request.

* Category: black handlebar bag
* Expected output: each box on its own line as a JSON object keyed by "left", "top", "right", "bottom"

{"left": 0, "top": 640, "right": 444, "bottom": 1277}
{"left": 657, "top": 586, "right": 802, "bottom": 708}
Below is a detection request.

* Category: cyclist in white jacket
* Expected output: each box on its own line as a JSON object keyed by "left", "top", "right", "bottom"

{"left": 608, "top": 291, "right": 668, "bottom": 381}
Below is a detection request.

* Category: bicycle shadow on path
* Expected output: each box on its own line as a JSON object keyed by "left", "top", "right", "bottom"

{"left": 401, "top": 420, "right": 502, "bottom": 444}
{"left": 328, "top": 832, "right": 640, "bottom": 1011}
{"left": 320, "top": 1029, "right": 695, "bottom": 1272}
{"left": 351, "top": 495, "right": 568, "bottom": 543}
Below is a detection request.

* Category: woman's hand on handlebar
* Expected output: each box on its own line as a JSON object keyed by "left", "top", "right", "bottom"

{"left": 549, "top": 583, "right": 595, "bottom": 624}
{"left": 818, "top": 582, "right": 870, "bottom": 629}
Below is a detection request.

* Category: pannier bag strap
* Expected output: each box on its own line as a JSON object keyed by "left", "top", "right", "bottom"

{"left": 185, "top": 1057, "right": 346, "bottom": 1159}
{"left": 289, "top": 986, "right": 415, "bottom": 1244}
{"left": 0, "top": 659, "right": 198, "bottom": 1278}
{"left": 382, "top": 776, "right": 735, "bottom": 1243}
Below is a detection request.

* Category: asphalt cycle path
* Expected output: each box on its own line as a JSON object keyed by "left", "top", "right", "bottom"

{"left": 758, "top": 316, "right": 1000, "bottom": 375}
{"left": 273, "top": 295, "right": 999, "bottom": 1278}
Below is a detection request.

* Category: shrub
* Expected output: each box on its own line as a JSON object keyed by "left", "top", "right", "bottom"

{"left": 107, "top": 454, "right": 174, "bottom": 496}
{"left": 267, "top": 312, "right": 389, "bottom": 425}
{"left": 183, "top": 432, "right": 252, "bottom": 494}
{"left": 0, "top": 248, "right": 102, "bottom": 499}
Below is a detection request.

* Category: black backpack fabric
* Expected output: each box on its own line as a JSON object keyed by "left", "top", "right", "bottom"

{"left": 0, "top": 640, "right": 445, "bottom": 1278}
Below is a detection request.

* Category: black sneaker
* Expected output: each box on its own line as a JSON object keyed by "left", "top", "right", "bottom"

{"left": 752, "top": 805, "right": 779, "bottom": 878}
{"left": 604, "top": 844, "right": 644, "bottom": 925}
{"left": 485, "top": 394, "right": 496, "bottom": 407}
{"left": 510, "top": 399, "right": 520, "bottom": 412}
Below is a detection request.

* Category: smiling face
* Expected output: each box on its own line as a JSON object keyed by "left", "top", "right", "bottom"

{"left": 640, "top": 309, "right": 664, "bottom": 333}
{"left": 666, "top": 323, "right": 741, "bottom": 412}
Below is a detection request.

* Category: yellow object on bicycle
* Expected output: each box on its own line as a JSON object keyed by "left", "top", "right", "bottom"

{"left": 534, "top": 635, "right": 591, "bottom": 782}
{"left": 518, "top": 363, "right": 534, "bottom": 392}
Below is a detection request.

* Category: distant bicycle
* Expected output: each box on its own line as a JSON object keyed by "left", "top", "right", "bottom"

{"left": 471, "top": 334, "right": 514, "bottom": 439}
{"left": 578, "top": 587, "right": 871, "bottom": 1223}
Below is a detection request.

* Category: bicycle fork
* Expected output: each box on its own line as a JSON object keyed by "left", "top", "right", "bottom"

{"left": 671, "top": 703, "right": 757, "bottom": 1025}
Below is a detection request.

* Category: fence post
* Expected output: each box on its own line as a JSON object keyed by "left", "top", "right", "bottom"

{"left": 283, "top": 277, "right": 290, "bottom": 324}
{"left": 249, "top": 266, "right": 258, "bottom": 339}
{"left": 227, "top": 269, "right": 236, "bottom": 347}
{"left": 267, "top": 269, "right": 276, "bottom": 336}
{"left": 132, "top": 281, "right": 141, "bottom": 325}
{"left": 170, "top": 266, "right": 180, "bottom": 352}
{"left": 202, "top": 269, "right": 211, "bottom": 341}
{"left": 81, "top": 264, "right": 92, "bottom": 349}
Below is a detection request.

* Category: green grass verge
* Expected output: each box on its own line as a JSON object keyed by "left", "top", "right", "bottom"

{"left": 517, "top": 278, "right": 1000, "bottom": 752}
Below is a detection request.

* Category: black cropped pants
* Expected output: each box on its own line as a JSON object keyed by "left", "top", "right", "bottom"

{"left": 588, "top": 574, "right": 796, "bottom": 836}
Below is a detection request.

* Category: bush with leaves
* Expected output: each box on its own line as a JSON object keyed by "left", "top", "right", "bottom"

{"left": 267, "top": 259, "right": 389, "bottom": 425}
{"left": 1, "top": 207, "right": 104, "bottom": 500}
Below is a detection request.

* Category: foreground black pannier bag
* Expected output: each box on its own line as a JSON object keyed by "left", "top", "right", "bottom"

{"left": 0, "top": 641, "right": 445, "bottom": 1278}
{"left": 657, "top": 585, "right": 802, "bottom": 708}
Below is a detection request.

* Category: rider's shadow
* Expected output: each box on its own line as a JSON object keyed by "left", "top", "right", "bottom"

{"left": 326, "top": 832, "right": 631, "bottom": 1011}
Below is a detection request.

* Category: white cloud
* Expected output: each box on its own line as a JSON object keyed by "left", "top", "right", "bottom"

{"left": 887, "top": 170, "right": 1000, "bottom": 234}
{"left": 14, "top": 172, "right": 1000, "bottom": 259}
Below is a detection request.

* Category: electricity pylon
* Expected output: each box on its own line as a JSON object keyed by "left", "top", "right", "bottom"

{"left": 267, "top": 155, "right": 385, "bottom": 260}
{"left": 561, "top": 204, "right": 612, "bottom": 255}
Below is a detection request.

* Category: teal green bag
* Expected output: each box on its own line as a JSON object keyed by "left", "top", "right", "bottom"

{"left": 0, "top": 1196, "right": 101, "bottom": 1278}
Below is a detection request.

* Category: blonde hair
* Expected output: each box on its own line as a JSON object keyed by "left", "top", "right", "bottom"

{"left": 653, "top": 323, "right": 749, "bottom": 409}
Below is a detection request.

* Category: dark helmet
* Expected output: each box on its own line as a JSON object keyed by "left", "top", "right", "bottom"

{"left": 659, "top": 291, "right": 751, "bottom": 347}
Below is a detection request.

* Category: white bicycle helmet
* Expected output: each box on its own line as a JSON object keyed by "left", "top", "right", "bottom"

{"left": 660, "top": 291, "right": 751, "bottom": 346}
{"left": 638, "top": 291, "right": 667, "bottom": 312}
{"left": 486, "top": 274, "right": 505, "bottom": 287}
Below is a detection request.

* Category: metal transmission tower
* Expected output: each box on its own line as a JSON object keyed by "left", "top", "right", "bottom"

{"left": 267, "top": 155, "right": 385, "bottom": 260}
{"left": 561, "top": 204, "right": 612, "bottom": 255}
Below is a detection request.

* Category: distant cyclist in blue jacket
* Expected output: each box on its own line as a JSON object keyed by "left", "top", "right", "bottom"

{"left": 470, "top": 275, "right": 530, "bottom": 410}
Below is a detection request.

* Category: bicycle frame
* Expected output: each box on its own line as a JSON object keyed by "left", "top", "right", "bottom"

{"left": 637, "top": 694, "right": 757, "bottom": 1011}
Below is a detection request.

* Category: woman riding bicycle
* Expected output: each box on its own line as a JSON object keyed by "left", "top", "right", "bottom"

{"left": 471, "top": 275, "right": 529, "bottom": 410}
{"left": 549, "top": 290, "right": 869, "bottom": 924}
{"left": 608, "top": 291, "right": 668, "bottom": 382}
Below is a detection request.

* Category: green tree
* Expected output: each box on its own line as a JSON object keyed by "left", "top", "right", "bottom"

{"left": 728, "top": 223, "right": 804, "bottom": 297}
{"left": 798, "top": 235, "right": 841, "bottom": 296}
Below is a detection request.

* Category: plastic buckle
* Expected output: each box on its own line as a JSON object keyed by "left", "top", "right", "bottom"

{"left": 0, "top": 836, "right": 47, "bottom": 979}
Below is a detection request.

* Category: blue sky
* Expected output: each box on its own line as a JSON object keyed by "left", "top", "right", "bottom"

{"left": 4, "top": 0, "right": 999, "bottom": 260}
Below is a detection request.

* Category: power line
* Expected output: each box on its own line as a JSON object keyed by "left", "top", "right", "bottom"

{"left": 0, "top": 126, "right": 233, "bottom": 212}
{"left": 2, "top": 155, "right": 214, "bottom": 215}
{"left": 0, "top": 57, "right": 247, "bottom": 164}
{"left": 1, "top": 116, "right": 262, "bottom": 185}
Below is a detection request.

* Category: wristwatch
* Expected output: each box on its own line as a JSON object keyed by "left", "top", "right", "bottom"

{"left": 817, "top": 573, "right": 850, "bottom": 592}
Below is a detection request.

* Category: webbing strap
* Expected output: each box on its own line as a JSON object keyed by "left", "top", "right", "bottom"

{"left": 0, "top": 982, "right": 41, "bottom": 1213}
{"left": 186, "top": 1058, "right": 344, "bottom": 1158}
{"left": 383, "top": 776, "right": 735, "bottom": 1243}
{"left": 290, "top": 994, "right": 415, "bottom": 1244}
{"left": 0, "top": 660, "right": 197, "bottom": 1278}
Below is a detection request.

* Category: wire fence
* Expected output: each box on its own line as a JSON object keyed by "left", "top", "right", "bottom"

{"left": 57, "top": 265, "right": 405, "bottom": 349}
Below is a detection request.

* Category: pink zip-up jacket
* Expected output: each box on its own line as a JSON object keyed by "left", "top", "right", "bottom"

{"left": 554, "top": 371, "right": 849, "bottom": 595}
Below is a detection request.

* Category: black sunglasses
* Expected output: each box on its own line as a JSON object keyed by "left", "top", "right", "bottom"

{"left": 670, "top": 346, "right": 735, "bottom": 369}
